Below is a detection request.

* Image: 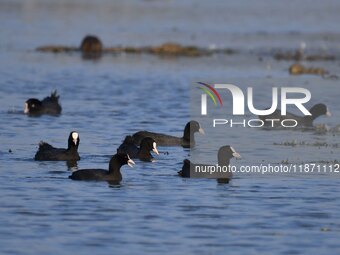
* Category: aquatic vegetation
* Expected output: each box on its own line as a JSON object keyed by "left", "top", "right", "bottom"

{"left": 289, "top": 63, "right": 328, "bottom": 76}
{"left": 36, "top": 37, "right": 235, "bottom": 57}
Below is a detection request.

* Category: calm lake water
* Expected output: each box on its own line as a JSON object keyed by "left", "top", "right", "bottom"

{"left": 0, "top": 0, "right": 340, "bottom": 254}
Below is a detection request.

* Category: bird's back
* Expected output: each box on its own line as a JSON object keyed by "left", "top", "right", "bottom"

{"left": 34, "top": 142, "right": 79, "bottom": 161}
{"left": 133, "top": 131, "right": 182, "bottom": 146}
{"left": 41, "top": 91, "right": 62, "bottom": 115}
{"left": 69, "top": 169, "right": 109, "bottom": 180}
{"left": 117, "top": 136, "right": 139, "bottom": 157}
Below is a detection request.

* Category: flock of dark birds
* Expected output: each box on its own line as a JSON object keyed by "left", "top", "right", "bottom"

{"left": 24, "top": 87, "right": 331, "bottom": 184}
{"left": 25, "top": 91, "right": 211, "bottom": 184}
{"left": 23, "top": 35, "right": 332, "bottom": 184}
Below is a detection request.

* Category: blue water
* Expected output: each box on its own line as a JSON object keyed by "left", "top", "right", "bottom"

{"left": 1, "top": 1, "right": 340, "bottom": 254}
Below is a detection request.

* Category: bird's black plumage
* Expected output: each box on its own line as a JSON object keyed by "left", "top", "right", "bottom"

{"left": 132, "top": 120, "right": 204, "bottom": 148}
{"left": 179, "top": 145, "right": 241, "bottom": 182}
{"left": 24, "top": 90, "right": 62, "bottom": 116}
{"left": 34, "top": 131, "right": 80, "bottom": 161}
{"left": 69, "top": 153, "right": 135, "bottom": 184}
{"left": 117, "top": 136, "right": 159, "bottom": 162}
{"left": 258, "top": 103, "right": 331, "bottom": 127}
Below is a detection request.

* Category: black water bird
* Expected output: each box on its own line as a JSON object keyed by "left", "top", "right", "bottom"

{"left": 132, "top": 120, "right": 204, "bottom": 148}
{"left": 258, "top": 103, "right": 331, "bottom": 127}
{"left": 117, "top": 136, "right": 159, "bottom": 162}
{"left": 179, "top": 145, "right": 241, "bottom": 183}
{"left": 24, "top": 90, "right": 62, "bottom": 116}
{"left": 34, "top": 131, "right": 80, "bottom": 161}
{"left": 69, "top": 153, "right": 135, "bottom": 183}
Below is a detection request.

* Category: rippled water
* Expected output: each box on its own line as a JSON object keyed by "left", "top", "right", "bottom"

{"left": 1, "top": 1, "right": 340, "bottom": 254}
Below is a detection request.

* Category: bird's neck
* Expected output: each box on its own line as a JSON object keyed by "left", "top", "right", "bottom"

{"left": 67, "top": 143, "right": 78, "bottom": 153}
{"left": 302, "top": 115, "right": 314, "bottom": 125}
{"left": 138, "top": 147, "right": 152, "bottom": 159}
{"left": 218, "top": 158, "right": 230, "bottom": 166}
{"left": 183, "top": 125, "right": 194, "bottom": 142}
{"left": 108, "top": 157, "right": 123, "bottom": 180}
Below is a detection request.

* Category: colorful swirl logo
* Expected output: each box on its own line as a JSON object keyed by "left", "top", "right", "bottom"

{"left": 197, "top": 82, "right": 223, "bottom": 106}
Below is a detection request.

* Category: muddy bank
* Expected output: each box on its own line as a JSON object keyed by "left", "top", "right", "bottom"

{"left": 37, "top": 41, "right": 235, "bottom": 57}
{"left": 36, "top": 35, "right": 340, "bottom": 62}
{"left": 37, "top": 43, "right": 339, "bottom": 61}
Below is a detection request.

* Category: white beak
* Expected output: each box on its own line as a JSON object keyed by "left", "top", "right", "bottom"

{"left": 24, "top": 103, "right": 29, "bottom": 114}
{"left": 232, "top": 152, "right": 241, "bottom": 159}
{"left": 127, "top": 159, "right": 135, "bottom": 168}
{"left": 198, "top": 127, "right": 205, "bottom": 135}
{"left": 152, "top": 142, "right": 159, "bottom": 155}
{"left": 326, "top": 110, "right": 331, "bottom": 117}
{"left": 73, "top": 139, "right": 77, "bottom": 145}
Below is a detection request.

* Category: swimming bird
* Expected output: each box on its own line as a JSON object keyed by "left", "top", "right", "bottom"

{"left": 178, "top": 145, "right": 241, "bottom": 182}
{"left": 80, "top": 35, "right": 103, "bottom": 53}
{"left": 24, "top": 90, "right": 62, "bottom": 116}
{"left": 258, "top": 103, "right": 331, "bottom": 127}
{"left": 117, "top": 136, "right": 159, "bottom": 162}
{"left": 80, "top": 35, "right": 103, "bottom": 60}
{"left": 132, "top": 120, "right": 204, "bottom": 148}
{"left": 34, "top": 131, "right": 80, "bottom": 161}
{"left": 69, "top": 153, "right": 135, "bottom": 183}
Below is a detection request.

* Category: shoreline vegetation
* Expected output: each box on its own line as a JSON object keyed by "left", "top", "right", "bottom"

{"left": 36, "top": 42, "right": 337, "bottom": 60}
{"left": 36, "top": 42, "right": 235, "bottom": 57}
{"left": 35, "top": 35, "right": 338, "bottom": 78}
{"left": 36, "top": 35, "right": 337, "bottom": 59}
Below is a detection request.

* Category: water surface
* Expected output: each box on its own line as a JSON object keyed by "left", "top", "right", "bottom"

{"left": 1, "top": 1, "right": 340, "bottom": 254}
